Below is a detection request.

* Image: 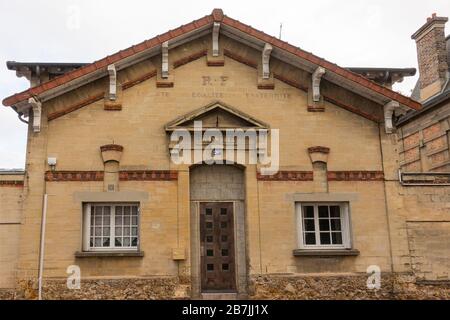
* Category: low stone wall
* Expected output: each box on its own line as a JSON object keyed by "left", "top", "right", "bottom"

{"left": 10, "top": 277, "right": 190, "bottom": 300}
{"left": 249, "top": 273, "right": 450, "bottom": 300}
{"left": 3, "top": 274, "right": 449, "bottom": 300}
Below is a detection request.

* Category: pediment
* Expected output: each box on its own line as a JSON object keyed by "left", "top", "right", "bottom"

{"left": 165, "top": 101, "right": 269, "bottom": 131}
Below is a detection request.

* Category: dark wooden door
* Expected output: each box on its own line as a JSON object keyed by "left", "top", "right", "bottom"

{"left": 200, "top": 202, "right": 236, "bottom": 291}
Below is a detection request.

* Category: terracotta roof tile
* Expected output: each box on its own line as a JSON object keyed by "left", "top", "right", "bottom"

{"left": 2, "top": 9, "right": 421, "bottom": 111}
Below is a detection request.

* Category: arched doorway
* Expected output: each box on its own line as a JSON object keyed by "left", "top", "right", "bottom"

{"left": 189, "top": 165, "right": 247, "bottom": 297}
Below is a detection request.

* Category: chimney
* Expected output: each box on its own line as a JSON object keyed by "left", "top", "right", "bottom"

{"left": 411, "top": 13, "right": 449, "bottom": 101}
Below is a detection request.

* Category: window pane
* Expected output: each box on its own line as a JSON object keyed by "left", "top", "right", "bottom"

{"left": 116, "top": 206, "right": 123, "bottom": 216}
{"left": 330, "top": 219, "right": 341, "bottom": 231}
{"left": 220, "top": 208, "right": 227, "bottom": 215}
{"left": 303, "top": 206, "right": 314, "bottom": 218}
{"left": 318, "top": 206, "right": 329, "bottom": 218}
{"left": 103, "top": 238, "right": 110, "bottom": 247}
{"left": 207, "top": 249, "right": 214, "bottom": 256}
{"left": 115, "top": 238, "right": 122, "bottom": 247}
{"left": 132, "top": 227, "right": 138, "bottom": 236}
{"left": 132, "top": 206, "right": 138, "bottom": 215}
{"left": 131, "top": 237, "right": 138, "bottom": 246}
{"left": 124, "top": 216, "right": 131, "bottom": 225}
{"left": 304, "top": 232, "right": 316, "bottom": 245}
{"left": 132, "top": 216, "right": 138, "bottom": 225}
{"left": 115, "top": 227, "right": 122, "bottom": 236}
{"left": 319, "top": 219, "right": 330, "bottom": 231}
{"left": 304, "top": 219, "right": 315, "bottom": 231}
{"left": 94, "top": 216, "right": 102, "bottom": 225}
{"left": 94, "top": 238, "right": 102, "bottom": 247}
{"left": 332, "top": 232, "right": 343, "bottom": 245}
{"left": 95, "top": 206, "right": 103, "bottom": 215}
{"left": 104, "top": 206, "right": 110, "bottom": 215}
{"left": 207, "top": 264, "right": 214, "bottom": 271}
{"left": 320, "top": 232, "right": 331, "bottom": 245}
{"left": 206, "top": 236, "right": 213, "bottom": 242}
{"left": 330, "top": 206, "right": 340, "bottom": 218}
{"left": 103, "top": 227, "right": 110, "bottom": 236}
{"left": 95, "top": 227, "right": 102, "bottom": 236}
{"left": 124, "top": 227, "right": 130, "bottom": 236}
{"left": 124, "top": 206, "right": 130, "bottom": 215}
{"left": 206, "top": 208, "right": 212, "bottom": 215}
{"left": 115, "top": 216, "right": 122, "bottom": 225}
{"left": 103, "top": 215, "right": 110, "bottom": 225}
{"left": 123, "top": 238, "right": 130, "bottom": 246}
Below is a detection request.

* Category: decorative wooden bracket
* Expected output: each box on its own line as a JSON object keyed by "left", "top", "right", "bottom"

{"left": 162, "top": 41, "right": 169, "bottom": 79}
{"left": 312, "top": 67, "right": 326, "bottom": 102}
{"left": 262, "top": 43, "right": 272, "bottom": 79}
{"left": 29, "top": 97, "right": 42, "bottom": 133}
{"left": 107, "top": 64, "right": 117, "bottom": 101}
{"left": 212, "top": 22, "right": 221, "bottom": 57}
{"left": 383, "top": 101, "right": 408, "bottom": 133}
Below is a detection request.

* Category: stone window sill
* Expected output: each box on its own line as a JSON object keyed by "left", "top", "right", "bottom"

{"left": 293, "top": 249, "right": 360, "bottom": 257}
{"left": 75, "top": 251, "right": 144, "bottom": 258}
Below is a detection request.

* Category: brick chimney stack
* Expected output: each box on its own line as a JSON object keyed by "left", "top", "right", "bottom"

{"left": 411, "top": 13, "right": 449, "bottom": 101}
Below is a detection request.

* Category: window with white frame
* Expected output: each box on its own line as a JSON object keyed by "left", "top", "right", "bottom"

{"left": 297, "top": 203, "right": 351, "bottom": 249}
{"left": 83, "top": 203, "right": 139, "bottom": 251}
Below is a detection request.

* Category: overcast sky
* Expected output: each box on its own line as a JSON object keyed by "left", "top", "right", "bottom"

{"left": 1, "top": 0, "right": 449, "bottom": 169}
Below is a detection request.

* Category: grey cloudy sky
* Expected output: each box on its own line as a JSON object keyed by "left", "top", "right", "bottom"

{"left": 1, "top": 0, "right": 449, "bottom": 168}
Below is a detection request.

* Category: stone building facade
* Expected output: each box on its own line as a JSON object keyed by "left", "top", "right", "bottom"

{"left": 0, "top": 9, "right": 449, "bottom": 300}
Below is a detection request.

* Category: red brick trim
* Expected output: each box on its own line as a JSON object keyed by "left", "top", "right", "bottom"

{"left": 45, "top": 171, "right": 104, "bottom": 182}
{"left": 122, "top": 70, "right": 157, "bottom": 90}
{"left": 104, "top": 102, "right": 122, "bottom": 111}
{"left": 173, "top": 50, "right": 207, "bottom": 69}
{"left": 48, "top": 93, "right": 105, "bottom": 121}
{"left": 257, "top": 84, "right": 275, "bottom": 90}
{"left": 273, "top": 73, "right": 308, "bottom": 92}
{"left": 257, "top": 170, "right": 384, "bottom": 181}
{"left": 100, "top": 144, "right": 124, "bottom": 152}
{"left": 207, "top": 60, "right": 225, "bottom": 67}
{"left": 119, "top": 170, "right": 178, "bottom": 181}
{"left": 308, "top": 146, "right": 330, "bottom": 154}
{"left": 0, "top": 180, "right": 24, "bottom": 187}
{"left": 327, "top": 171, "right": 384, "bottom": 181}
{"left": 156, "top": 82, "right": 174, "bottom": 88}
{"left": 307, "top": 106, "right": 325, "bottom": 112}
{"left": 257, "top": 171, "right": 314, "bottom": 181}
{"left": 45, "top": 170, "right": 178, "bottom": 181}
{"left": 223, "top": 49, "right": 258, "bottom": 69}
{"left": 323, "top": 96, "right": 380, "bottom": 122}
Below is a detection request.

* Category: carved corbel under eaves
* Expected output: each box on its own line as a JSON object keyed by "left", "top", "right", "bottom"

{"left": 161, "top": 41, "right": 169, "bottom": 79}
{"left": 312, "top": 67, "right": 326, "bottom": 102}
{"left": 29, "top": 97, "right": 42, "bottom": 133}
{"left": 262, "top": 43, "right": 273, "bottom": 79}
{"left": 107, "top": 64, "right": 117, "bottom": 101}
{"left": 384, "top": 100, "right": 401, "bottom": 134}
{"left": 212, "top": 22, "right": 221, "bottom": 57}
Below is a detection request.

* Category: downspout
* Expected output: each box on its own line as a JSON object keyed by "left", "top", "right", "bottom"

{"left": 38, "top": 193, "right": 48, "bottom": 300}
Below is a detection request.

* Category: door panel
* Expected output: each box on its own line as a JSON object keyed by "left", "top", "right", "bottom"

{"left": 200, "top": 202, "right": 236, "bottom": 291}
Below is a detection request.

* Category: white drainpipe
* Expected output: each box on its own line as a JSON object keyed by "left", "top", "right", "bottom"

{"left": 38, "top": 194, "right": 48, "bottom": 300}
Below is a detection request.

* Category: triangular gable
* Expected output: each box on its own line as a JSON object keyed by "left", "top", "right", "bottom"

{"left": 165, "top": 101, "right": 269, "bottom": 131}
{"left": 2, "top": 9, "right": 421, "bottom": 112}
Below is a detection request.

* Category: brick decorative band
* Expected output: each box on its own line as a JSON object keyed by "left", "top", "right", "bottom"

{"left": 224, "top": 49, "right": 258, "bottom": 69}
{"left": 119, "top": 170, "right": 178, "bottom": 181}
{"left": 257, "top": 84, "right": 275, "bottom": 90}
{"left": 122, "top": 70, "right": 157, "bottom": 90}
{"left": 307, "top": 106, "right": 325, "bottom": 112}
{"left": 207, "top": 60, "right": 225, "bottom": 67}
{"left": 173, "top": 50, "right": 207, "bottom": 69}
{"left": 100, "top": 144, "right": 124, "bottom": 152}
{"left": 45, "top": 171, "right": 104, "bottom": 182}
{"left": 257, "top": 171, "right": 314, "bottom": 181}
{"left": 45, "top": 170, "right": 178, "bottom": 181}
{"left": 104, "top": 102, "right": 122, "bottom": 111}
{"left": 0, "top": 180, "right": 24, "bottom": 187}
{"left": 273, "top": 73, "right": 308, "bottom": 92}
{"left": 257, "top": 171, "right": 384, "bottom": 181}
{"left": 308, "top": 146, "right": 330, "bottom": 154}
{"left": 327, "top": 171, "right": 384, "bottom": 181}
{"left": 156, "top": 82, "right": 174, "bottom": 88}
{"left": 48, "top": 92, "right": 105, "bottom": 121}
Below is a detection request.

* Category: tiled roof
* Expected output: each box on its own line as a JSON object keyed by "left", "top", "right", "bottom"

{"left": 2, "top": 9, "right": 421, "bottom": 110}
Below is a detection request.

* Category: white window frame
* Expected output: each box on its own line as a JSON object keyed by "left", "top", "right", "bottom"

{"left": 296, "top": 202, "right": 351, "bottom": 250}
{"left": 82, "top": 203, "right": 140, "bottom": 252}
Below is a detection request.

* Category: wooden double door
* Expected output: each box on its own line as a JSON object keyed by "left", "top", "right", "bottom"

{"left": 200, "top": 202, "right": 236, "bottom": 291}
